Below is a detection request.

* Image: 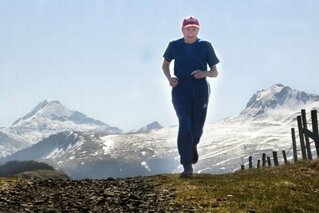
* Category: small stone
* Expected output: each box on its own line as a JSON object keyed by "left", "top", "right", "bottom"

{"left": 104, "top": 191, "right": 115, "bottom": 197}
{"left": 34, "top": 200, "right": 46, "bottom": 205}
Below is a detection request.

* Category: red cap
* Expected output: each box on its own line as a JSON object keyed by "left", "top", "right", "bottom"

{"left": 182, "top": 16, "right": 200, "bottom": 28}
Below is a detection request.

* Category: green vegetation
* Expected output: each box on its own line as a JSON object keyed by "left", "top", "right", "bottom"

{"left": 0, "top": 160, "right": 54, "bottom": 177}
{"left": 0, "top": 177, "right": 25, "bottom": 190}
{"left": 153, "top": 160, "right": 319, "bottom": 212}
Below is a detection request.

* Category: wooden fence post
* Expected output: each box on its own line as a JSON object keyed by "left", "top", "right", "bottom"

{"left": 257, "top": 160, "right": 261, "bottom": 168}
{"left": 297, "top": 115, "right": 307, "bottom": 160}
{"left": 273, "top": 151, "right": 279, "bottom": 166}
{"left": 282, "top": 150, "right": 288, "bottom": 164}
{"left": 249, "top": 156, "right": 253, "bottom": 169}
{"left": 267, "top": 156, "right": 272, "bottom": 167}
{"left": 301, "top": 109, "right": 312, "bottom": 160}
{"left": 311, "top": 110, "right": 319, "bottom": 158}
{"left": 241, "top": 165, "right": 245, "bottom": 170}
{"left": 262, "top": 153, "right": 266, "bottom": 167}
{"left": 303, "top": 110, "right": 319, "bottom": 158}
{"left": 291, "top": 128, "right": 298, "bottom": 162}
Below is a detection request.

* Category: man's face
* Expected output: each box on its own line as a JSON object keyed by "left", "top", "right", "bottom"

{"left": 182, "top": 26, "right": 200, "bottom": 44}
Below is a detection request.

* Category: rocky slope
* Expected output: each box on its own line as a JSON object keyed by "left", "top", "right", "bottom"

{"left": 1, "top": 160, "right": 319, "bottom": 212}
{"left": 0, "top": 175, "right": 187, "bottom": 212}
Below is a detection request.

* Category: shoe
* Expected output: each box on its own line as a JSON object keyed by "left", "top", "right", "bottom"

{"left": 180, "top": 164, "right": 193, "bottom": 178}
{"left": 180, "top": 172, "right": 192, "bottom": 178}
{"left": 192, "top": 145, "right": 198, "bottom": 164}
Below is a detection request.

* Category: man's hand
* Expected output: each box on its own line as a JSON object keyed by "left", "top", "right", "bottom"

{"left": 191, "top": 70, "right": 207, "bottom": 79}
{"left": 162, "top": 59, "right": 179, "bottom": 87}
{"left": 169, "top": 77, "right": 179, "bottom": 87}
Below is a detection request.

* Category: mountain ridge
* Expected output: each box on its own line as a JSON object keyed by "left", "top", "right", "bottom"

{"left": 136, "top": 121, "right": 163, "bottom": 133}
{"left": 11, "top": 99, "right": 120, "bottom": 132}
{"left": 1, "top": 84, "right": 319, "bottom": 178}
{"left": 240, "top": 84, "right": 319, "bottom": 119}
{"left": 12, "top": 99, "right": 61, "bottom": 127}
{"left": 0, "top": 99, "right": 122, "bottom": 158}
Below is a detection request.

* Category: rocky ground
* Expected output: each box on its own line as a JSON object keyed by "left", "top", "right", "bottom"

{"left": 2, "top": 160, "right": 319, "bottom": 212}
{"left": 0, "top": 172, "right": 192, "bottom": 213}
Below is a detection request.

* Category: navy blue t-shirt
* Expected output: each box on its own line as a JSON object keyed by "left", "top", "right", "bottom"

{"left": 163, "top": 38, "right": 219, "bottom": 80}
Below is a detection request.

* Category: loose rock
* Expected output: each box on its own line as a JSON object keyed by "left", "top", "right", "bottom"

{"left": 0, "top": 176, "right": 187, "bottom": 212}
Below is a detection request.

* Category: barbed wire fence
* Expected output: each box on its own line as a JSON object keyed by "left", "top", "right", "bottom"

{"left": 240, "top": 109, "right": 319, "bottom": 170}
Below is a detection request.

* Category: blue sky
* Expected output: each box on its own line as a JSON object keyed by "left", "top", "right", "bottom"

{"left": 0, "top": 0, "right": 318, "bottom": 130}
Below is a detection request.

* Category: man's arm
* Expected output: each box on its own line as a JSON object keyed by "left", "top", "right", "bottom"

{"left": 191, "top": 65, "right": 218, "bottom": 79}
{"left": 162, "top": 59, "right": 178, "bottom": 87}
{"left": 162, "top": 59, "right": 172, "bottom": 81}
{"left": 206, "top": 65, "right": 218, "bottom": 78}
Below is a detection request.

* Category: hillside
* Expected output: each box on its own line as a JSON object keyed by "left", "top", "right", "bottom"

{"left": 1, "top": 84, "right": 319, "bottom": 179}
{"left": 1, "top": 160, "right": 319, "bottom": 212}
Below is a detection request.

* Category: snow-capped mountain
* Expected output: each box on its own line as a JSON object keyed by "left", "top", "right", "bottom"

{"left": 197, "top": 84, "right": 319, "bottom": 173}
{"left": 0, "top": 130, "right": 179, "bottom": 179}
{"left": 240, "top": 84, "right": 319, "bottom": 120}
{"left": 0, "top": 99, "right": 122, "bottom": 158}
{"left": 1, "top": 84, "right": 318, "bottom": 179}
{"left": 11, "top": 99, "right": 121, "bottom": 133}
{"left": 0, "top": 131, "right": 26, "bottom": 158}
{"left": 136, "top": 121, "right": 163, "bottom": 133}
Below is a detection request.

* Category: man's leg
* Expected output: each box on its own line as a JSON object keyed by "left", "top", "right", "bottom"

{"left": 173, "top": 102, "right": 194, "bottom": 166}
{"left": 172, "top": 82, "right": 195, "bottom": 177}
{"left": 192, "top": 104, "right": 208, "bottom": 146}
{"left": 191, "top": 81, "right": 210, "bottom": 164}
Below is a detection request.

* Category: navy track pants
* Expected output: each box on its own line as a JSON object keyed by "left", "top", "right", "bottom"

{"left": 172, "top": 78, "right": 210, "bottom": 165}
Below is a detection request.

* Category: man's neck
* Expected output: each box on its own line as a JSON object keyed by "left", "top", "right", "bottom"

{"left": 184, "top": 38, "right": 197, "bottom": 44}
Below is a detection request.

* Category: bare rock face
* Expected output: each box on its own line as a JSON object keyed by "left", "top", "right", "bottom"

{"left": 0, "top": 175, "right": 190, "bottom": 212}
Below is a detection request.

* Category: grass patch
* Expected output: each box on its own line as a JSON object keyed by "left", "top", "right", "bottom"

{"left": 153, "top": 160, "right": 319, "bottom": 212}
{"left": 0, "top": 177, "right": 25, "bottom": 190}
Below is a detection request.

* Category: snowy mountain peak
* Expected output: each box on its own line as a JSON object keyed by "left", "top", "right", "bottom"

{"left": 136, "top": 121, "right": 163, "bottom": 133}
{"left": 42, "top": 99, "right": 61, "bottom": 106}
{"left": 240, "top": 84, "right": 319, "bottom": 119}
{"left": 11, "top": 99, "right": 71, "bottom": 127}
{"left": 10, "top": 99, "right": 122, "bottom": 134}
{"left": 245, "top": 84, "right": 289, "bottom": 108}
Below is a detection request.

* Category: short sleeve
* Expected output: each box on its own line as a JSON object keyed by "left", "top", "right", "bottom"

{"left": 163, "top": 42, "right": 174, "bottom": 62}
{"left": 206, "top": 42, "right": 220, "bottom": 67}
